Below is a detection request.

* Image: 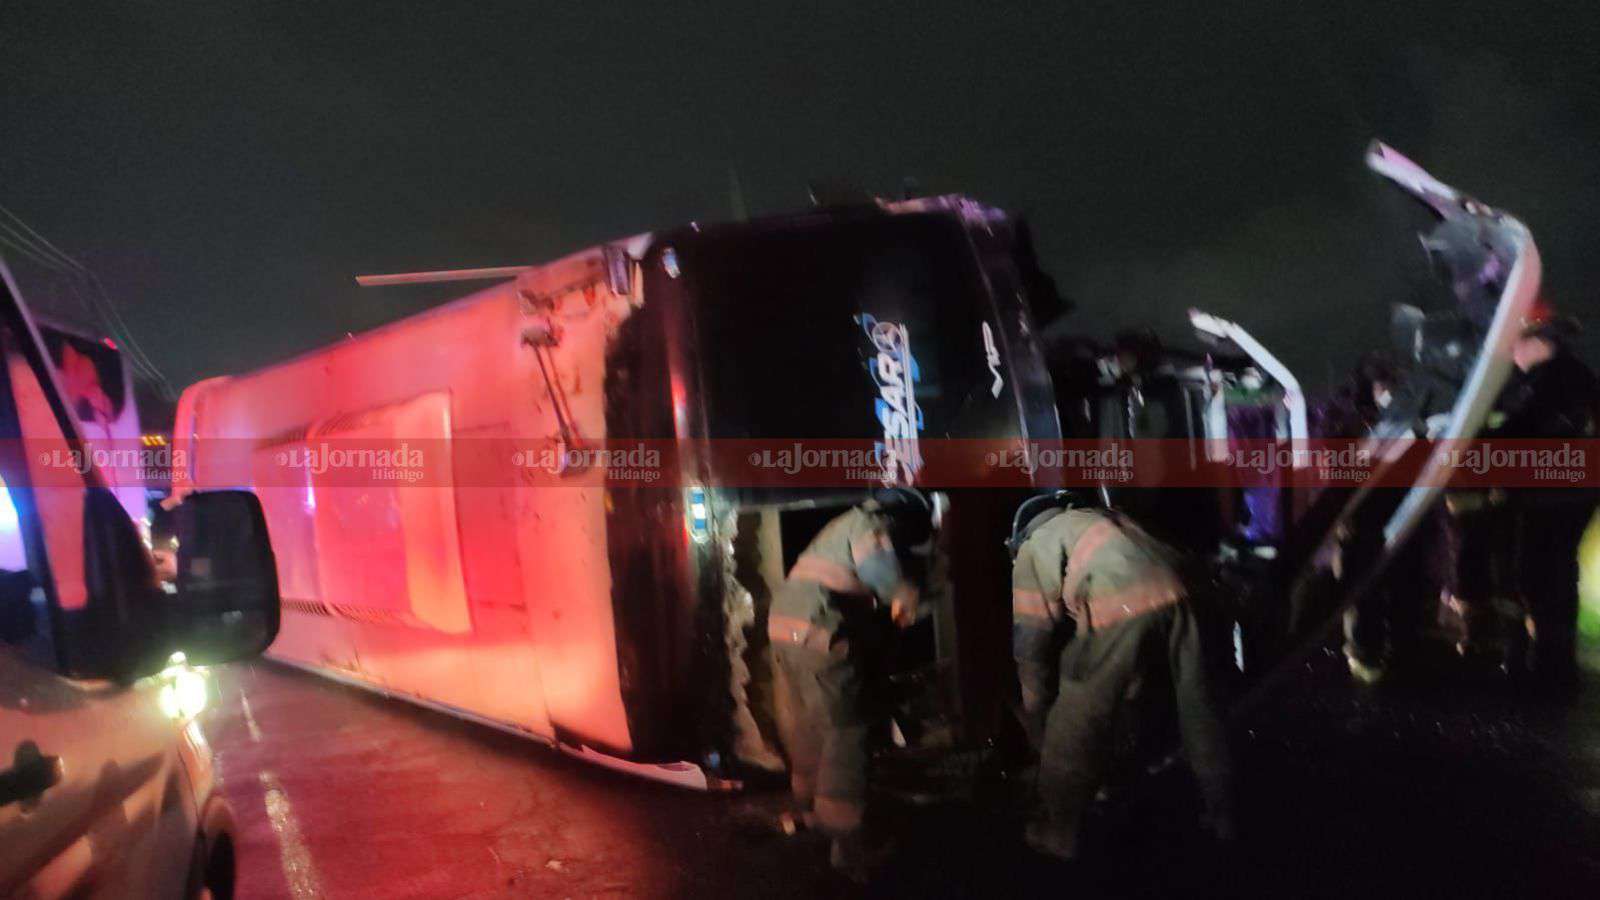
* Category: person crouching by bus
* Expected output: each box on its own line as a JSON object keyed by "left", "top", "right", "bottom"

{"left": 768, "top": 487, "right": 944, "bottom": 880}
{"left": 1010, "top": 492, "right": 1235, "bottom": 861}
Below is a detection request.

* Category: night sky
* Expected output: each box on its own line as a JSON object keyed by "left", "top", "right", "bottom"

{"left": 4, "top": 1, "right": 1598, "bottom": 398}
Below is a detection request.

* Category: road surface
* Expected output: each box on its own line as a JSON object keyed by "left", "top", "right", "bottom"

{"left": 203, "top": 652, "right": 1600, "bottom": 898}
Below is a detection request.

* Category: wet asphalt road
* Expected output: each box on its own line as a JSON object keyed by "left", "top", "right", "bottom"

{"left": 203, "top": 651, "right": 1600, "bottom": 899}
{"left": 204, "top": 663, "right": 843, "bottom": 899}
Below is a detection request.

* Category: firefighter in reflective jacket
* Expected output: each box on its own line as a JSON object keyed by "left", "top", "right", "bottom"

{"left": 768, "top": 487, "right": 941, "bottom": 876}
{"left": 1010, "top": 493, "right": 1234, "bottom": 859}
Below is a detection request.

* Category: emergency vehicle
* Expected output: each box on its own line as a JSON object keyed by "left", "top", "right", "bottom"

{"left": 1, "top": 259, "right": 281, "bottom": 897}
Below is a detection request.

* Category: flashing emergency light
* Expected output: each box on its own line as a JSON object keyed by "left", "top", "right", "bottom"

{"left": 0, "top": 475, "right": 24, "bottom": 571}
{"left": 688, "top": 487, "right": 710, "bottom": 542}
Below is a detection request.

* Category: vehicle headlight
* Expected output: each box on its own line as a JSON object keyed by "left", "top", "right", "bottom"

{"left": 156, "top": 652, "right": 210, "bottom": 721}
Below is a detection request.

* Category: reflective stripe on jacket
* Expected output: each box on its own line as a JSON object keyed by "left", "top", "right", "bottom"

{"left": 1012, "top": 508, "right": 1184, "bottom": 633}
{"left": 769, "top": 505, "right": 907, "bottom": 651}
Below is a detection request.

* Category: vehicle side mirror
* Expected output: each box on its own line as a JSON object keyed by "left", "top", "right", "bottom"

{"left": 168, "top": 490, "right": 280, "bottom": 665}
{"left": 65, "top": 487, "right": 169, "bottom": 680}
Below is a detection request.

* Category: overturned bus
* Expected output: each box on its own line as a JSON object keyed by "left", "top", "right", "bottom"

{"left": 172, "top": 196, "right": 1065, "bottom": 787}
{"left": 171, "top": 141, "right": 1542, "bottom": 791}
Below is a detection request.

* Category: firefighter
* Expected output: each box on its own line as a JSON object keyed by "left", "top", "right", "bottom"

{"left": 1499, "top": 312, "right": 1597, "bottom": 687}
{"left": 767, "top": 487, "right": 944, "bottom": 878}
{"left": 1444, "top": 311, "right": 1597, "bottom": 682}
{"left": 1009, "top": 492, "right": 1234, "bottom": 861}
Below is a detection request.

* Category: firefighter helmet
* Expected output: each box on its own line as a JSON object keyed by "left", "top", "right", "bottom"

{"left": 1005, "top": 490, "right": 1093, "bottom": 559}
{"left": 1519, "top": 298, "right": 1581, "bottom": 343}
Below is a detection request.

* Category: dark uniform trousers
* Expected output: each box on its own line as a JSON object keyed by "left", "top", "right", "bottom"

{"left": 1013, "top": 509, "right": 1233, "bottom": 853}
{"left": 1480, "top": 348, "right": 1599, "bottom": 678}
{"left": 767, "top": 506, "right": 907, "bottom": 839}
{"left": 1517, "top": 499, "right": 1593, "bottom": 679}
{"left": 1344, "top": 501, "right": 1449, "bottom": 668}
{"left": 771, "top": 620, "right": 873, "bottom": 835}
{"left": 1021, "top": 601, "right": 1233, "bottom": 848}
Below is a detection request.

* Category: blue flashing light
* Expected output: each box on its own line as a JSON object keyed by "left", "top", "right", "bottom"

{"left": 688, "top": 487, "right": 709, "bottom": 541}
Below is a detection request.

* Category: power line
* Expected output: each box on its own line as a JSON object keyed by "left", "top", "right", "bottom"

{"left": 0, "top": 206, "right": 177, "bottom": 399}
{"left": 0, "top": 232, "right": 111, "bottom": 338}
{"left": 85, "top": 270, "right": 175, "bottom": 398}
{"left": 0, "top": 206, "right": 172, "bottom": 393}
{"left": 6, "top": 248, "right": 171, "bottom": 390}
{"left": 56, "top": 271, "right": 108, "bottom": 334}
{"left": 0, "top": 203, "right": 84, "bottom": 272}
{"left": 0, "top": 219, "right": 167, "bottom": 381}
{"left": 0, "top": 230, "right": 71, "bottom": 273}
